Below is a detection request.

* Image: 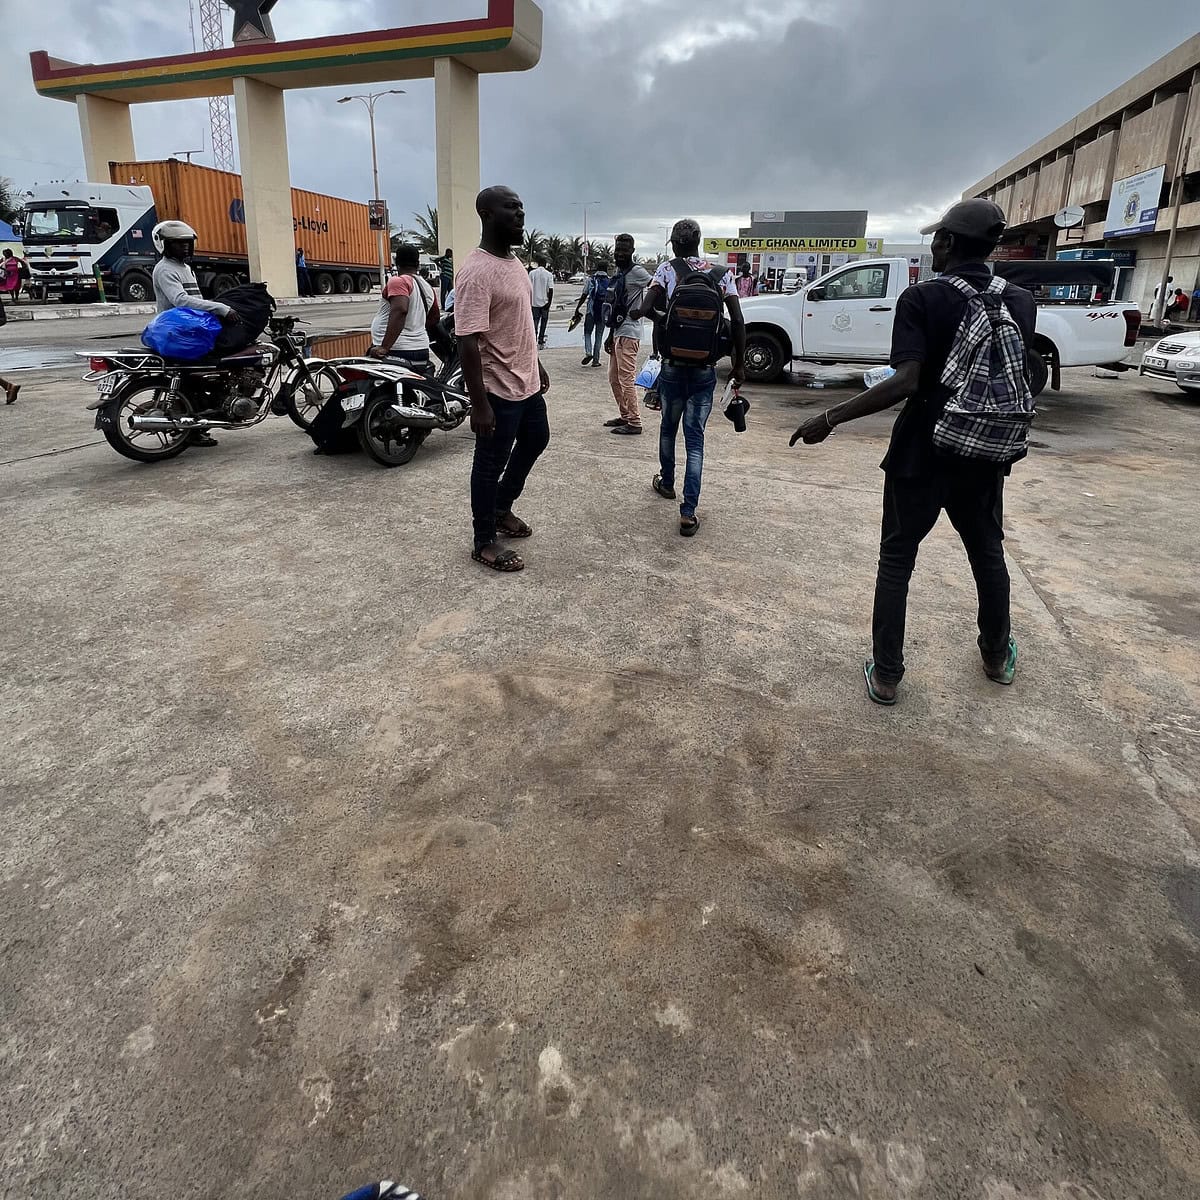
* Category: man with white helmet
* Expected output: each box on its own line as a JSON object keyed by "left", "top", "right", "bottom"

{"left": 151, "top": 220, "right": 242, "bottom": 445}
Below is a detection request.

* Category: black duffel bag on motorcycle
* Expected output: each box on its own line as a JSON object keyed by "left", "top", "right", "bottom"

{"left": 212, "top": 282, "right": 276, "bottom": 355}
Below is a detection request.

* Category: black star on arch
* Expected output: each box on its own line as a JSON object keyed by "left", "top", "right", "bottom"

{"left": 225, "top": 0, "right": 278, "bottom": 42}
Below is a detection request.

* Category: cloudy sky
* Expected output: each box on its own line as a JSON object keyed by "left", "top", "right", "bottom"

{"left": 6, "top": 1, "right": 1196, "bottom": 252}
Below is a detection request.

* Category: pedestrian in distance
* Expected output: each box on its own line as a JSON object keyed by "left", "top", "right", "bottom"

{"left": 438, "top": 248, "right": 454, "bottom": 308}
{"left": 632, "top": 218, "right": 746, "bottom": 537}
{"left": 368, "top": 243, "right": 439, "bottom": 369}
{"left": 572, "top": 267, "right": 610, "bottom": 367}
{"left": 529, "top": 254, "right": 554, "bottom": 349}
{"left": 736, "top": 260, "right": 758, "bottom": 299}
{"left": 790, "top": 199, "right": 1035, "bottom": 706}
{"left": 1151, "top": 275, "right": 1174, "bottom": 322}
{"left": 0, "top": 295, "right": 19, "bottom": 404}
{"left": 295, "top": 247, "right": 312, "bottom": 297}
{"left": 150, "top": 219, "right": 243, "bottom": 447}
{"left": 603, "top": 234, "right": 652, "bottom": 436}
{"left": 1190, "top": 285, "right": 1200, "bottom": 323}
{"left": 455, "top": 186, "right": 551, "bottom": 574}
{"left": 0, "top": 249, "right": 20, "bottom": 303}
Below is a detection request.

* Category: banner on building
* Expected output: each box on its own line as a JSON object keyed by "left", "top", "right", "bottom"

{"left": 704, "top": 236, "right": 881, "bottom": 255}
{"left": 1103, "top": 166, "right": 1164, "bottom": 238}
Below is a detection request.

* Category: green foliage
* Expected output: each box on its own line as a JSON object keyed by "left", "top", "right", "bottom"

{"left": 0, "top": 178, "right": 21, "bottom": 227}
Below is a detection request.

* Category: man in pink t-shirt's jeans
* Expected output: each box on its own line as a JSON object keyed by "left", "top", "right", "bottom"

{"left": 455, "top": 186, "right": 551, "bottom": 573}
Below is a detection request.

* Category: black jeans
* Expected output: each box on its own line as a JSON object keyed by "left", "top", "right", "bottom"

{"left": 872, "top": 468, "right": 1011, "bottom": 684}
{"left": 471, "top": 391, "right": 550, "bottom": 550}
{"left": 532, "top": 305, "right": 550, "bottom": 343}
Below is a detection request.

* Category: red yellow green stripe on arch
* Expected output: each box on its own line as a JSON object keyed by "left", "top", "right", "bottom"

{"left": 31, "top": 0, "right": 527, "bottom": 99}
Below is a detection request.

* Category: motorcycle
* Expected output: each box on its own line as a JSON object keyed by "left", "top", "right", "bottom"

{"left": 325, "top": 355, "right": 471, "bottom": 467}
{"left": 82, "top": 315, "right": 339, "bottom": 463}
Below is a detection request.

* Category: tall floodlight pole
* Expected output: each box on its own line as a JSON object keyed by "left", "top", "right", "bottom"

{"left": 198, "top": 0, "right": 236, "bottom": 171}
{"left": 339, "top": 89, "right": 406, "bottom": 289}
{"left": 572, "top": 200, "right": 600, "bottom": 272}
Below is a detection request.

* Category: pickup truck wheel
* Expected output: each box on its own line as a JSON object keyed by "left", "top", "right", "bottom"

{"left": 120, "top": 271, "right": 154, "bottom": 304}
{"left": 744, "top": 331, "right": 786, "bottom": 384}
{"left": 1028, "top": 352, "right": 1049, "bottom": 399}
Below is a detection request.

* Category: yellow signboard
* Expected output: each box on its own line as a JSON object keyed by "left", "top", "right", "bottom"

{"left": 704, "top": 236, "right": 881, "bottom": 255}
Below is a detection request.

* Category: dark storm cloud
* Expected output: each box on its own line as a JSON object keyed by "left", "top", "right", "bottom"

{"left": 4, "top": 1, "right": 1194, "bottom": 247}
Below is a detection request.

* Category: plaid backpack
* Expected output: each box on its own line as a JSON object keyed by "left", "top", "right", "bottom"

{"left": 933, "top": 275, "right": 1034, "bottom": 464}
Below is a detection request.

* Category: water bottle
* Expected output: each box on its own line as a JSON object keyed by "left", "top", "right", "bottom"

{"left": 863, "top": 366, "right": 896, "bottom": 388}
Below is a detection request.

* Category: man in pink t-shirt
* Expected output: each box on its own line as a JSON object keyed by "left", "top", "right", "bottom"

{"left": 455, "top": 186, "right": 551, "bottom": 573}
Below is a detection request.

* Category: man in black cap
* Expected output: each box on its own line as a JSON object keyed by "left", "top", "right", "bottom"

{"left": 789, "top": 199, "right": 1036, "bottom": 705}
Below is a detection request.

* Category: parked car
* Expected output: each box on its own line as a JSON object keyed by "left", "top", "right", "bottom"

{"left": 737, "top": 256, "right": 1142, "bottom": 395}
{"left": 1138, "top": 331, "right": 1200, "bottom": 393}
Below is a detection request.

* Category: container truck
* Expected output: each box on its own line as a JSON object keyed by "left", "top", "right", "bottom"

{"left": 21, "top": 159, "right": 379, "bottom": 304}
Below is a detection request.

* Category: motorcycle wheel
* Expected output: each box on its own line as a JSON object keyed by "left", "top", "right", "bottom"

{"left": 100, "top": 383, "right": 193, "bottom": 463}
{"left": 282, "top": 363, "right": 340, "bottom": 431}
{"left": 357, "top": 392, "right": 428, "bottom": 467}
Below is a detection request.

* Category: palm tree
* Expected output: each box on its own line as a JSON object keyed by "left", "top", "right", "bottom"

{"left": 409, "top": 205, "right": 440, "bottom": 255}
{"left": 522, "top": 228, "right": 547, "bottom": 264}
{"left": 544, "top": 234, "right": 568, "bottom": 278}
{"left": 590, "top": 241, "right": 614, "bottom": 271}
{"left": 567, "top": 237, "right": 586, "bottom": 275}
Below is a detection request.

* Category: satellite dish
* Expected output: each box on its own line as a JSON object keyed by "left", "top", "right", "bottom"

{"left": 1054, "top": 205, "right": 1085, "bottom": 229}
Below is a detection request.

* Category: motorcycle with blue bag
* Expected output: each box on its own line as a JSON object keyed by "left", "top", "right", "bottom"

{"left": 82, "top": 314, "right": 340, "bottom": 463}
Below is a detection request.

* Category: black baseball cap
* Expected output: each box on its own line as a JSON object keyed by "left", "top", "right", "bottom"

{"left": 920, "top": 199, "right": 1007, "bottom": 239}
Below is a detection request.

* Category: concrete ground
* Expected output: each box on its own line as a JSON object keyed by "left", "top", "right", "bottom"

{"left": 2, "top": 302, "right": 1199, "bottom": 1199}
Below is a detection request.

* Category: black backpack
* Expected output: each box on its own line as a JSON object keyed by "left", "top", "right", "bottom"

{"left": 662, "top": 258, "right": 726, "bottom": 366}
{"left": 212, "top": 282, "right": 276, "bottom": 354}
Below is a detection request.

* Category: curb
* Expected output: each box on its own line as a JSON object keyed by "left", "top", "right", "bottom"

{"left": 1, "top": 293, "right": 378, "bottom": 322}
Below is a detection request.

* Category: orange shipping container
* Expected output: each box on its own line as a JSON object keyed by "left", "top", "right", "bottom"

{"left": 108, "top": 159, "right": 377, "bottom": 271}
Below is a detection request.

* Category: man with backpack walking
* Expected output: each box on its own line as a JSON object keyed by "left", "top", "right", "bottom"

{"left": 572, "top": 267, "right": 611, "bottom": 367}
{"left": 790, "top": 199, "right": 1035, "bottom": 705}
{"left": 603, "top": 233, "right": 652, "bottom": 435}
{"left": 633, "top": 218, "right": 745, "bottom": 536}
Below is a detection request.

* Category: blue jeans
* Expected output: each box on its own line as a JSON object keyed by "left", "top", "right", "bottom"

{"left": 657, "top": 363, "right": 716, "bottom": 518}
{"left": 584, "top": 311, "right": 603, "bottom": 360}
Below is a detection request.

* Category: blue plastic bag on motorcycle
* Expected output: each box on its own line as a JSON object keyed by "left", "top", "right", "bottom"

{"left": 140, "top": 307, "right": 223, "bottom": 360}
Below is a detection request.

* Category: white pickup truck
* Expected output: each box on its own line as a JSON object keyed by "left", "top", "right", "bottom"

{"left": 738, "top": 257, "right": 1142, "bottom": 395}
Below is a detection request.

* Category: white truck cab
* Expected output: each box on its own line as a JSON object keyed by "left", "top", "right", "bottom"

{"left": 738, "top": 256, "right": 1142, "bottom": 396}
{"left": 22, "top": 184, "right": 157, "bottom": 303}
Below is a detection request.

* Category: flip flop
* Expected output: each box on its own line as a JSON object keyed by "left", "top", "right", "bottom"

{"left": 984, "top": 637, "right": 1018, "bottom": 685}
{"left": 863, "top": 660, "right": 897, "bottom": 706}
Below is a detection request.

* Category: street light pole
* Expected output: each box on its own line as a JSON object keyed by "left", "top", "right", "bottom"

{"left": 572, "top": 200, "right": 600, "bottom": 272}
{"left": 339, "top": 89, "right": 406, "bottom": 290}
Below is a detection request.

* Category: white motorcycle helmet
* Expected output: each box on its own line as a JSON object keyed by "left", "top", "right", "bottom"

{"left": 152, "top": 220, "right": 197, "bottom": 255}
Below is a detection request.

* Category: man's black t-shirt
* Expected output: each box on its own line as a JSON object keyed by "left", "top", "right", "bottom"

{"left": 881, "top": 263, "right": 1036, "bottom": 477}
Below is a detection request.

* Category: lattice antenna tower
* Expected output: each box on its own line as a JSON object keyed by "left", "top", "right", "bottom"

{"left": 198, "top": 0, "right": 236, "bottom": 171}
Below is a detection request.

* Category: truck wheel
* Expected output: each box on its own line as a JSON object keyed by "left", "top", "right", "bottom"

{"left": 1028, "top": 353, "right": 1049, "bottom": 399}
{"left": 314, "top": 272, "right": 335, "bottom": 296}
{"left": 212, "top": 274, "right": 238, "bottom": 297}
{"left": 120, "top": 271, "right": 154, "bottom": 304}
{"left": 355, "top": 274, "right": 373, "bottom": 294}
{"left": 335, "top": 272, "right": 354, "bottom": 295}
{"left": 744, "top": 331, "right": 786, "bottom": 384}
